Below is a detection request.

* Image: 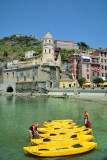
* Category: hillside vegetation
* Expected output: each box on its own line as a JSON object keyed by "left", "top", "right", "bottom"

{"left": 0, "top": 35, "right": 42, "bottom": 61}
{"left": 0, "top": 34, "right": 90, "bottom": 62}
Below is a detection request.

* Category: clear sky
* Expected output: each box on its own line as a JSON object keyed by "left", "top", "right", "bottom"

{"left": 0, "top": 0, "right": 107, "bottom": 49}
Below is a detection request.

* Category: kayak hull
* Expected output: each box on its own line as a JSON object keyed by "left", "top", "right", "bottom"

{"left": 31, "top": 134, "right": 94, "bottom": 145}
{"left": 24, "top": 141, "right": 97, "bottom": 157}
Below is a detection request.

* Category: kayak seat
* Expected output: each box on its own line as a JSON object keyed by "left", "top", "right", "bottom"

{"left": 71, "top": 134, "right": 77, "bottom": 138}
{"left": 43, "top": 138, "right": 51, "bottom": 142}
{"left": 72, "top": 144, "right": 83, "bottom": 148}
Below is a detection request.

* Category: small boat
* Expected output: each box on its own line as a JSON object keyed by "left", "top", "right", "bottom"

{"left": 31, "top": 134, "right": 94, "bottom": 145}
{"left": 38, "top": 126, "right": 86, "bottom": 134}
{"left": 44, "top": 119, "right": 73, "bottom": 124}
{"left": 23, "top": 141, "right": 97, "bottom": 157}
{"left": 39, "top": 128, "right": 92, "bottom": 139}
{"left": 44, "top": 121, "right": 76, "bottom": 128}
{"left": 44, "top": 119, "right": 76, "bottom": 127}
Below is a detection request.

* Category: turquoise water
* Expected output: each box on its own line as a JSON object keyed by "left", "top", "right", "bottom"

{"left": 0, "top": 95, "right": 107, "bottom": 160}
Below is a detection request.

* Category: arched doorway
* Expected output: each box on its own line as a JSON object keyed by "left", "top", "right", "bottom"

{"left": 7, "top": 86, "right": 14, "bottom": 92}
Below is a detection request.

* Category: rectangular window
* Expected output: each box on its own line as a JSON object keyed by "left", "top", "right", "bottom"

{"left": 97, "top": 72, "right": 99, "bottom": 76}
{"left": 17, "top": 76, "right": 19, "bottom": 81}
{"left": 12, "top": 72, "right": 14, "bottom": 78}
{"left": 87, "top": 74, "right": 89, "bottom": 79}
{"left": 21, "top": 73, "right": 23, "bottom": 77}
{"left": 7, "top": 73, "right": 9, "bottom": 78}
{"left": 101, "top": 58, "right": 103, "bottom": 63}
{"left": 87, "top": 64, "right": 89, "bottom": 68}
{"left": 93, "top": 72, "right": 95, "bottom": 76}
{"left": 86, "top": 69, "right": 89, "bottom": 72}
{"left": 83, "top": 59, "right": 90, "bottom": 62}
{"left": 105, "top": 73, "right": 107, "bottom": 79}
{"left": 101, "top": 65, "right": 103, "bottom": 69}
{"left": 102, "top": 73, "right": 104, "bottom": 77}
{"left": 24, "top": 76, "right": 26, "bottom": 81}
{"left": 32, "top": 76, "right": 35, "bottom": 81}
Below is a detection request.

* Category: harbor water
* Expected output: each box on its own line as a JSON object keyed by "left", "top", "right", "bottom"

{"left": 0, "top": 95, "right": 107, "bottom": 160}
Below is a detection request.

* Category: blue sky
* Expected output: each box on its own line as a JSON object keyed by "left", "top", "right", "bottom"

{"left": 0, "top": 0, "right": 107, "bottom": 49}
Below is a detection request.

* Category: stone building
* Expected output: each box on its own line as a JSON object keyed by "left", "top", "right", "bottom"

{"left": 3, "top": 32, "right": 61, "bottom": 93}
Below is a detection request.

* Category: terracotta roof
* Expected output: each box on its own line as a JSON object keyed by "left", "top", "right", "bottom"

{"left": 89, "top": 50, "right": 100, "bottom": 56}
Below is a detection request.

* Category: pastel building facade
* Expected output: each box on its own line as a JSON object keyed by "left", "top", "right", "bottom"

{"left": 68, "top": 49, "right": 105, "bottom": 83}
{"left": 77, "top": 56, "right": 91, "bottom": 82}
{"left": 99, "top": 49, "right": 107, "bottom": 80}
{"left": 54, "top": 40, "right": 79, "bottom": 50}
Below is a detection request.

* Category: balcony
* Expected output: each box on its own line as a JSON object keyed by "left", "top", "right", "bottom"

{"left": 91, "top": 68, "right": 100, "bottom": 72}
{"left": 90, "top": 59, "right": 100, "bottom": 64}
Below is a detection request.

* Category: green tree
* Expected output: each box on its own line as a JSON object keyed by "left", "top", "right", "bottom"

{"left": 61, "top": 49, "right": 69, "bottom": 60}
{"left": 35, "top": 47, "right": 42, "bottom": 54}
{"left": 93, "top": 77, "right": 104, "bottom": 86}
{"left": 78, "top": 77, "right": 86, "bottom": 87}
{"left": 77, "top": 41, "right": 90, "bottom": 50}
{"left": 0, "top": 56, "right": 6, "bottom": 61}
{"left": 3, "top": 51, "right": 8, "bottom": 57}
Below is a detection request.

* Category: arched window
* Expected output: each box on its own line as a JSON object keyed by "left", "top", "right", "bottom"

{"left": 21, "top": 73, "right": 23, "bottom": 77}
{"left": 12, "top": 72, "right": 14, "bottom": 78}
{"left": 7, "top": 86, "right": 13, "bottom": 92}
{"left": 24, "top": 76, "right": 26, "bottom": 81}
{"left": 7, "top": 73, "right": 9, "bottom": 78}
{"left": 17, "top": 76, "right": 19, "bottom": 81}
{"left": 32, "top": 75, "right": 35, "bottom": 81}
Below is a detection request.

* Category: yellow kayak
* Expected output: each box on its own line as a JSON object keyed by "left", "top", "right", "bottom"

{"left": 44, "top": 119, "right": 73, "bottom": 124}
{"left": 44, "top": 122, "right": 76, "bottom": 128}
{"left": 39, "top": 128, "right": 92, "bottom": 139}
{"left": 31, "top": 134, "right": 94, "bottom": 145}
{"left": 23, "top": 141, "right": 97, "bottom": 157}
{"left": 44, "top": 120, "right": 76, "bottom": 128}
{"left": 38, "top": 126, "right": 86, "bottom": 134}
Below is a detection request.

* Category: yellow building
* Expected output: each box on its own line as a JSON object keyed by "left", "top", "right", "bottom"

{"left": 59, "top": 79, "right": 78, "bottom": 88}
{"left": 98, "top": 82, "right": 107, "bottom": 87}
{"left": 82, "top": 83, "right": 94, "bottom": 88}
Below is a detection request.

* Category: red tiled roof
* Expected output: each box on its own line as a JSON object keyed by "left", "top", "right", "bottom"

{"left": 89, "top": 50, "right": 100, "bottom": 56}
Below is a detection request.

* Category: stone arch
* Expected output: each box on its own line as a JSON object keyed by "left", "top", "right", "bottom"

{"left": 7, "top": 86, "right": 14, "bottom": 92}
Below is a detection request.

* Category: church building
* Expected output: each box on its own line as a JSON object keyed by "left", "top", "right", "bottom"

{"left": 3, "top": 32, "right": 61, "bottom": 94}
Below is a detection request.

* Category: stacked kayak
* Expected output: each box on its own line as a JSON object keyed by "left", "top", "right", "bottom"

{"left": 23, "top": 119, "right": 97, "bottom": 157}
{"left": 44, "top": 119, "right": 76, "bottom": 128}
{"left": 31, "top": 134, "right": 94, "bottom": 145}
{"left": 38, "top": 128, "right": 92, "bottom": 139}
{"left": 24, "top": 141, "right": 97, "bottom": 157}
{"left": 37, "top": 125, "right": 86, "bottom": 133}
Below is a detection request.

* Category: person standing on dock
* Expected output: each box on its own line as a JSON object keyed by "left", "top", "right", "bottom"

{"left": 84, "top": 110, "right": 89, "bottom": 126}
